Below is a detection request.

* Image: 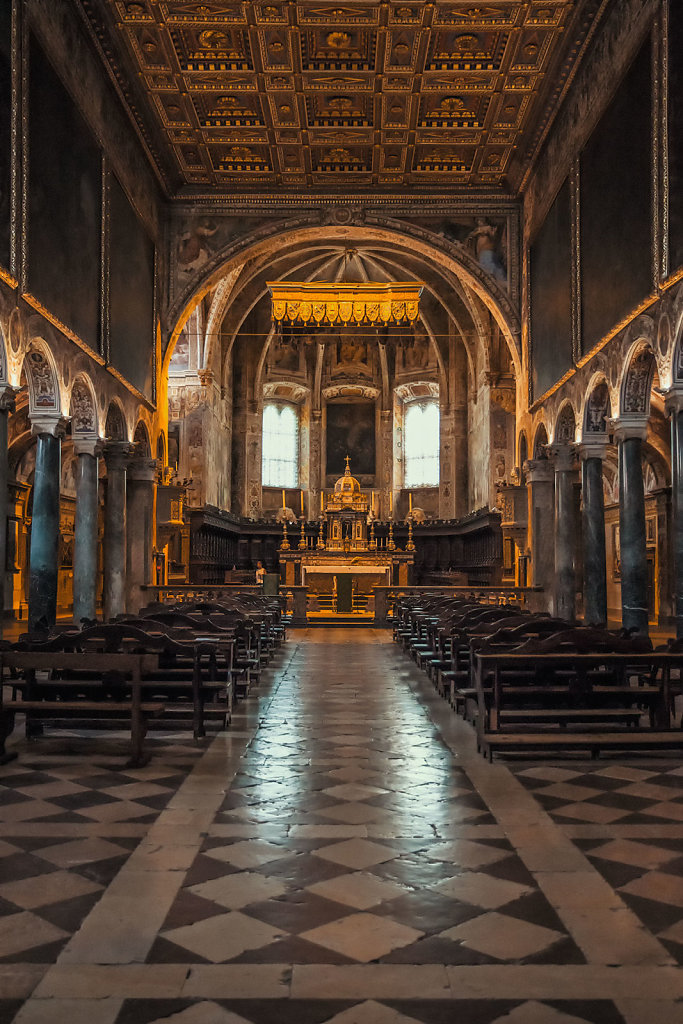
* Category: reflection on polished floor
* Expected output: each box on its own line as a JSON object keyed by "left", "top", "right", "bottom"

{"left": 3, "top": 630, "right": 683, "bottom": 1023}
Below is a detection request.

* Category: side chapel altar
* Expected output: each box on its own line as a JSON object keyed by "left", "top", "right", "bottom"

{"left": 279, "top": 458, "right": 414, "bottom": 621}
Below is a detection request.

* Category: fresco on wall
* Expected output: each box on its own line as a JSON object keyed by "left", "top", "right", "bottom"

{"left": 670, "top": 4, "right": 683, "bottom": 275}
{"left": 0, "top": 5, "right": 11, "bottom": 274}
{"left": 326, "top": 401, "right": 375, "bottom": 476}
{"left": 580, "top": 38, "right": 651, "bottom": 351}
{"left": 109, "top": 174, "right": 155, "bottom": 399}
{"left": 28, "top": 35, "right": 101, "bottom": 351}
{"left": 173, "top": 213, "right": 271, "bottom": 296}
{"left": 400, "top": 331, "right": 431, "bottom": 371}
{"left": 417, "top": 215, "right": 508, "bottom": 289}
{"left": 338, "top": 336, "right": 368, "bottom": 366}
{"left": 530, "top": 178, "right": 572, "bottom": 400}
{"left": 267, "top": 332, "right": 300, "bottom": 374}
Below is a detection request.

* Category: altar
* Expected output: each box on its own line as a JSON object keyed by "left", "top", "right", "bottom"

{"left": 278, "top": 458, "right": 414, "bottom": 620}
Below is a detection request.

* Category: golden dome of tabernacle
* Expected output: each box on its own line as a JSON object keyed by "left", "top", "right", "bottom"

{"left": 334, "top": 455, "right": 361, "bottom": 502}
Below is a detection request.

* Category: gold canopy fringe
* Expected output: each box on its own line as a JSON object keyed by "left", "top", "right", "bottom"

{"left": 268, "top": 281, "right": 423, "bottom": 326}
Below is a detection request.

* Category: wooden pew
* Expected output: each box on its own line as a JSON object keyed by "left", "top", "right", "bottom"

{"left": 0, "top": 651, "right": 163, "bottom": 767}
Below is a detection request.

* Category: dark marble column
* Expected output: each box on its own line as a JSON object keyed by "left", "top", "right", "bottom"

{"left": 103, "top": 443, "right": 132, "bottom": 621}
{"left": 615, "top": 419, "right": 649, "bottom": 635}
{"left": 125, "top": 457, "right": 158, "bottom": 614}
{"left": 72, "top": 435, "right": 101, "bottom": 623}
{"left": 523, "top": 458, "right": 555, "bottom": 592}
{"left": 579, "top": 439, "right": 608, "bottom": 626}
{"left": 28, "top": 416, "right": 66, "bottom": 631}
{"left": 666, "top": 390, "right": 683, "bottom": 637}
{"left": 0, "top": 388, "right": 15, "bottom": 634}
{"left": 549, "top": 444, "right": 578, "bottom": 621}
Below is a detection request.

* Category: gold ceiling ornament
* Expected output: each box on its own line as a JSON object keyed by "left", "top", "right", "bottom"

{"left": 268, "top": 282, "right": 423, "bottom": 326}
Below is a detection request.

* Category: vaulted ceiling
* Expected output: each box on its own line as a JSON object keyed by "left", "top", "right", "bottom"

{"left": 78, "top": 0, "right": 603, "bottom": 198}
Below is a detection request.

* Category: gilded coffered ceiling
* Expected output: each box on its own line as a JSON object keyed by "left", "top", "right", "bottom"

{"left": 78, "top": 0, "right": 603, "bottom": 197}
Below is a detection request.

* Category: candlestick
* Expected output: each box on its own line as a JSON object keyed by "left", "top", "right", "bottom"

{"left": 280, "top": 518, "right": 290, "bottom": 550}
{"left": 387, "top": 517, "right": 395, "bottom": 551}
{"left": 369, "top": 518, "right": 377, "bottom": 549}
{"left": 299, "top": 515, "right": 306, "bottom": 550}
{"left": 406, "top": 516, "right": 415, "bottom": 552}
{"left": 317, "top": 515, "right": 325, "bottom": 549}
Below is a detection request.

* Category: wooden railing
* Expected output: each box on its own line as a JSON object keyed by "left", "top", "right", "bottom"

{"left": 142, "top": 584, "right": 263, "bottom": 605}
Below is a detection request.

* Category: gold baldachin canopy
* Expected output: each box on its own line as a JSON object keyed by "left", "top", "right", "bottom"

{"left": 268, "top": 281, "right": 423, "bottom": 327}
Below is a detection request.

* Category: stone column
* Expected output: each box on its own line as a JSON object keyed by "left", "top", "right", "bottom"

{"left": 666, "top": 390, "right": 683, "bottom": 637}
{"left": 125, "top": 456, "right": 158, "bottom": 614}
{"left": 523, "top": 458, "right": 555, "bottom": 592}
{"left": 28, "top": 414, "right": 66, "bottom": 631}
{"left": 379, "top": 408, "right": 393, "bottom": 520}
{"left": 72, "top": 435, "right": 102, "bottom": 623}
{"left": 0, "top": 387, "right": 15, "bottom": 633}
{"left": 103, "top": 443, "right": 132, "bottom": 621}
{"left": 614, "top": 417, "right": 649, "bottom": 635}
{"left": 579, "top": 439, "right": 608, "bottom": 625}
{"left": 548, "top": 444, "right": 578, "bottom": 620}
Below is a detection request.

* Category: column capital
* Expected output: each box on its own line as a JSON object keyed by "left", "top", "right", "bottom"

{"left": 104, "top": 441, "right": 134, "bottom": 470}
{"left": 523, "top": 458, "right": 554, "bottom": 483}
{"left": 73, "top": 433, "right": 103, "bottom": 458}
{"left": 609, "top": 415, "right": 648, "bottom": 443}
{"left": 663, "top": 386, "right": 683, "bottom": 416}
{"left": 547, "top": 443, "right": 578, "bottom": 473}
{"left": 0, "top": 385, "right": 16, "bottom": 413}
{"left": 127, "top": 456, "right": 159, "bottom": 484}
{"left": 578, "top": 435, "right": 609, "bottom": 460}
{"left": 30, "top": 412, "right": 68, "bottom": 438}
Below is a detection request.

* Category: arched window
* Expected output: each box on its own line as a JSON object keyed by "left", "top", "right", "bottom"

{"left": 404, "top": 400, "right": 440, "bottom": 487}
{"left": 262, "top": 401, "right": 299, "bottom": 487}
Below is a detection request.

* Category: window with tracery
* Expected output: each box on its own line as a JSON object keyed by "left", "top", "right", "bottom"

{"left": 404, "top": 400, "right": 440, "bottom": 487}
{"left": 262, "top": 401, "right": 299, "bottom": 487}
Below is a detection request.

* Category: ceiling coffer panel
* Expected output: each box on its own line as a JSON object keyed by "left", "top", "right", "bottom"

{"left": 84, "top": 1, "right": 603, "bottom": 194}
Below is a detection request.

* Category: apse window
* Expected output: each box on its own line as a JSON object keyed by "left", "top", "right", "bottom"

{"left": 262, "top": 401, "right": 299, "bottom": 487}
{"left": 404, "top": 400, "right": 440, "bottom": 487}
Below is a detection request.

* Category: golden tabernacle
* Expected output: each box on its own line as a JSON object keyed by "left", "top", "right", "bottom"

{"left": 279, "top": 458, "right": 414, "bottom": 621}
{"left": 267, "top": 281, "right": 422, "bottom": 327}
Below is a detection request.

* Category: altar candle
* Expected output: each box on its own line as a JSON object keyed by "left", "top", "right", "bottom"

{"left": 409, "top": 492, "right": 413, "bottom": 512}
{"left": 371, "top": 491, "right": 375, "bottom": 513}
{"left": 389, "top": 491, "right": 393, "bottom": 516}
{"left": 282, "top": 489, "right": 286, "bottom": 509}
{"left": 300, "top": 490, "right": 304, "bottom": 515}
{"left": 320, "top": 491, "right": 324, "bottom": 511}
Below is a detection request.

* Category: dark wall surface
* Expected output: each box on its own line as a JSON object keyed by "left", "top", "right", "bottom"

{"left": 580, "top": 37, "right": 652, "bottom": 350}
{"left": 109, "top": 173, "right": 155, "bottom": 399}
{"left": 530, "top": 178, "right": 572, "bottom": 400}
{"left": 670, "top": 2, "right": 683, "bottom": 275}
{"left": 0, "top": 5, "right": 11, "bottom": 274}
{"left": 326, "top": 401, "right": 376, "bottom": 477}
{"left": 28, "top": 34, "right": 101, "bottom": 351}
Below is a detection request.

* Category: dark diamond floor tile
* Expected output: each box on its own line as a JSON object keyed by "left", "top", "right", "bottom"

{"left": 72, "top": 855, "right": 130, "bottom": 887}
{"left": 115, "top": 998, "right": 195, "bottom": 1024}
{"left": 0, "top": 853, "right": 57, "bottom": 883}
{"left": 586, "top": 855, "right": 646, "bottom": 889}
{"left": 619, "top": 890, "right": 683, "bottom": 933}
{"left": 523, "top": 934, "right": 587, "bottom": 965}
{"left": 72, "top": 772, "right": 137, "bottom": 790}
{"left": 0, "top": 937, "right": 69, "bottom": 964}
{"left": 0, "top": 790, "right": 32, "bottom": 807}
{"left": 33, "top": 890, "right": 103, "bottom": 934}
{"left": 183, "top": 854, "right": 240, "bottom": 887}
{"left": 255, "top": 853, "right": 354, "bottom": 888}
{"left": 50, "top": 790, "right": 118, "bottom": 810}
{"left": 482, "top": 855, "right": 538, "bottom": 888}
{"left": 162, "top": 889, "right": 225, "bottom": 930}
{"left": 146, "top": 936, "right": 210, "bottom": 965}
{"left": 0, "top": 999, "right": 23, "bottom": 1024}
{"left": 380, "top": 935, "right": 499, "bottom": 965}
{"left": 373, "top": 889, "right": 483, "bottom": 934}
{"left": 229, "top": 934, "right": 357, "bottom": 965}
{"left": 546, "top": 1000, "right": 626, "bottom": 1024}
{"left": 244, "top": 891, "right": 353, "bottom": 934}
{"left": 502, "top": 890, "right": 573, "bottom": 934}
{"left": 384, "top": 1000, "right": 520, "bottom": 1024}
{"left": 219, "top": 999, "right": 357, "bottom": 1024}
{"left": 0, "top": 772, "right": 54, "bottom": 788}
{"left": 370, "top": 854, "right": 460, "bottom": 888}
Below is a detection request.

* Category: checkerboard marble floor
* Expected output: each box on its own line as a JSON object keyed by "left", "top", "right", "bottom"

{"left": 3, "top": 629, "right": 683, "bottom": 1023}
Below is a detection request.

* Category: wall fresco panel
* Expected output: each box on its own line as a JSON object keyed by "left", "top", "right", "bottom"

{"left": 0, "top": 4, "right": 11, "bottom": 274}
{"left": 530, "top": 178, "right": 572, "bottom": 400}
{"left": 669, "top": 1, "right": 683, "bottom": 275}
{"left": 28, "top": 34, "right": 101, "bottom": 350}
{"left": 109, "top": 174, "right": 155, "bottom": 400}
{"left": 326, "top": 401, "right": 375, "bottom": 477}
{"left": 580, "top": 38, "right": 652, "bottom": 350}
